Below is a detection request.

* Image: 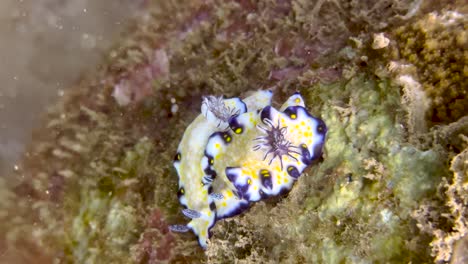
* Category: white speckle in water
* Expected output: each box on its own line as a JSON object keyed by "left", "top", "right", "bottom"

{"left": 81, "top": 33, "right": 96, "bottom": 49}
{"left": 171, "top": 103, "right": 179, "bottom": 114}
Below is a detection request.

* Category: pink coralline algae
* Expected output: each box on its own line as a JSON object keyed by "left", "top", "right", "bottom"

{"left": 112, "top": 49, "right": 169, "bottom": 106}
{"left": 134, "top": 209, "right": 177, "bottom": 263}
{"left": 274, "top": 36, "right": 329, "bottom": 63}
{"left": 177, "top": 7, "right": 212, "bottom": 41}
{"left": 268, "top": 66, "right": 305, "bottom": 81}
{"left": 269, "top": 31, "right": 343, "bottom": 84}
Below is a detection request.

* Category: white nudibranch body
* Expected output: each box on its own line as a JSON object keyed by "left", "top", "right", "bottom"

{"left": 170, "top": 90, "right": 327, "bottom": 248}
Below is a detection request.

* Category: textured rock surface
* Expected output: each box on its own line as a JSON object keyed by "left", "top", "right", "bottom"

{"left": 1, "top": 0, "right": 466, "bottom": 263}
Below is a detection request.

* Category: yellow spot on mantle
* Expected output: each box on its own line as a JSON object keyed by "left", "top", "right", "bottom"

{"left": 260, "top": 169, "right": 270, "bottom": 177}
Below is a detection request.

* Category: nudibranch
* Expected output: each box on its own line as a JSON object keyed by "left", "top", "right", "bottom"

{"left": 204, "top": 92, "right": 327, "bottom": 204}
{"left": 170, "top": 90, "right": 273, "bottom": 248}
{"left": 171, "top": 90, "right": 327, "bottom": 249}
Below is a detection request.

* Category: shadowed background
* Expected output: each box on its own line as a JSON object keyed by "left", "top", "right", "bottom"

{"left": 0, "top": 0, "right": 141, "bottom": 178}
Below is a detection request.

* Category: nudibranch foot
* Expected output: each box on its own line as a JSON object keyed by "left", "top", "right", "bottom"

{"left": 169, "top": 224, "right": 190, "bottom": 232}
{"left": 209, "top": 192, "right": 224, "bottom": 200}
{"left": 182, "top": 208, "right": 202, "bottom": 219}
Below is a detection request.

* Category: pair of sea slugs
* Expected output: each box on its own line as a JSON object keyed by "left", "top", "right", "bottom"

{"left": 170, "top": 90, "right": 327, "bottom": 248}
